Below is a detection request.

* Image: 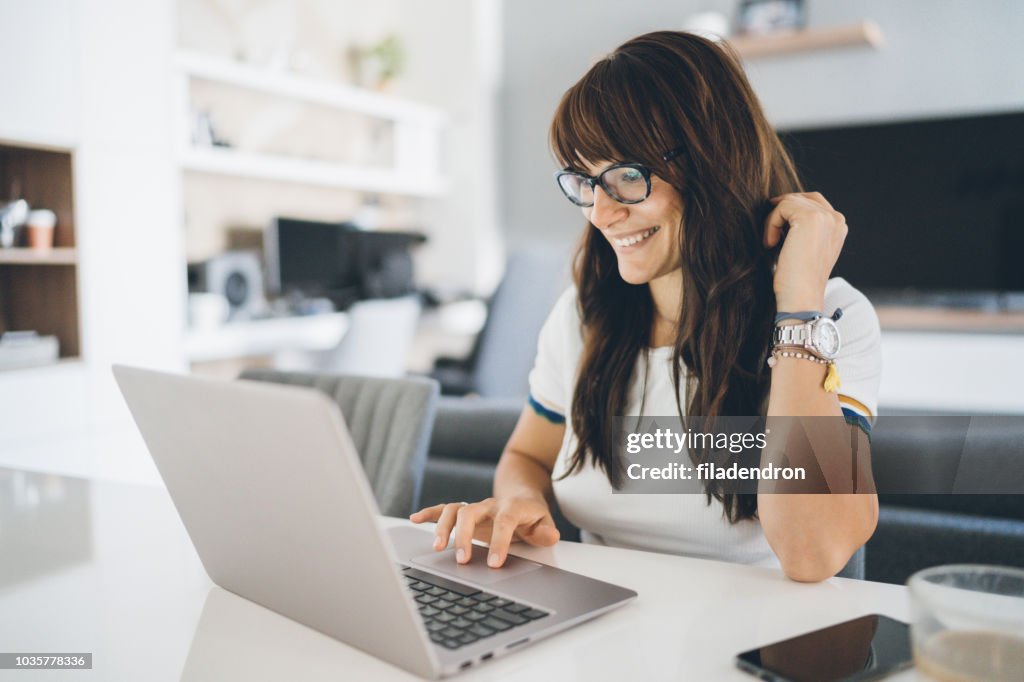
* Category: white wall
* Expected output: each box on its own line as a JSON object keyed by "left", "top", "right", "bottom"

{"left": 0, "top": 0, "right": 80, "bottom": 147}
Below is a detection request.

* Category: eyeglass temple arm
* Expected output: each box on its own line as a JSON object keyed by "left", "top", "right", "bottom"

{"left": 661, "top": 146, "right": 685, "bottom": 162}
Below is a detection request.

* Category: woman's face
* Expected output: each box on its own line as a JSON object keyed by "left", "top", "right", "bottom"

{"left": 580, "top": 159, "right": 684, "bottom": 286}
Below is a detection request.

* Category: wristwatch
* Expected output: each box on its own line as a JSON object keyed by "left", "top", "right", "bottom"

{"left": 772, "top": 314, "right": 841, "bottom": 361}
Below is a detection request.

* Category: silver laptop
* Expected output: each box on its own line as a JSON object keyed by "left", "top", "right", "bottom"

{"left": 113, "top": 365, "right": 636, "bottom": 678}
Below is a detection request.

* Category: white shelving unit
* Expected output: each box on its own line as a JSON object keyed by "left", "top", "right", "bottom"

{"left": 180, "top": 146, "right": 443, "bottom": 196}
{"left": 174, "top": 50, "right": 446, "bottom": 196}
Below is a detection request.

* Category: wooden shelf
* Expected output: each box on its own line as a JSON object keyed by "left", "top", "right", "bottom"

{"left": 181, "top": 146, "right": 446, "bottom": 196}
{"left": 0, "top": 247, "right": 78, "bottom": 265}
{"left": 877, "top": 305, "right": 1024, "bottom": 334}
{"left": 730, "top": 21, "right": 884, "bottom": 59}
{"left": 0, "top": 143, "right": 80, "bottom": 359}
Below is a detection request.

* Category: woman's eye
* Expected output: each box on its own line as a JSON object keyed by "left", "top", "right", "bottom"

{"left": 621, "top": 169, "right": 643, "bottom": 182}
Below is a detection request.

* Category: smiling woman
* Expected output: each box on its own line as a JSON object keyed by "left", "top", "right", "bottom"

{"left": 413, "top": 30, "right": 882, "bottom": 583}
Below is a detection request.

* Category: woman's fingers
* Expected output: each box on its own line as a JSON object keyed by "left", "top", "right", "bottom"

{"left": 763, "top": 193, "right": 837, "bottom": 248}
{"left": 520, "top": 518, "right": 561, "bottom": 547}
{"left": 486, "top": 512, "right": 523, "bottom": 568}
{"left": 453, "top": 499, "right": 495, "bottom": 564}
{"left": 409, "top": 503, "right": 446, "bottom": 524}
{"left": 411, "top": 499, "right": 561, "bottom": 567}
{"left": 432, "top": 503, "right": 467, "bottom": 551}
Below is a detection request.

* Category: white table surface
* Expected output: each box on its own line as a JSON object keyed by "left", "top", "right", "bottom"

{"left": 0, "top": 466, "right": 924, "bottom": 681}
{"left": 183, "top": 313, "right": 350, "bottom": 363}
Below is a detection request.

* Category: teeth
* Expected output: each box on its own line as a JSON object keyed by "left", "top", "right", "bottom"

{"left": 614, "top": 226, "right": 659, "bottom": 247}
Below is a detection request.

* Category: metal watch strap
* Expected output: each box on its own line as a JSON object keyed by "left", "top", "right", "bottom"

{"left": 773, "top": 324, "right": 812, "bottom": 348}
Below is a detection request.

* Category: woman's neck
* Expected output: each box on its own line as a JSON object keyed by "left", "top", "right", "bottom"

{"left": 649, "top": 269, "right": 683, "bottom": 347}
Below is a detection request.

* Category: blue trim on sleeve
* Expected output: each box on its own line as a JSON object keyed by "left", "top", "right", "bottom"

{"left": 842, "top": 407, "right": 872, "bottom": 441}
{"left": 528, "top": 393, "right": 565, "bottom": 425}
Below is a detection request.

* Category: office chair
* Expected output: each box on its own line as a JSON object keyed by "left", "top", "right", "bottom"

{"left": 431, "top": 247, "right": 569, "bottom": 398}
{"left": 275, "top": 294, "right": 422, "bottom": 378}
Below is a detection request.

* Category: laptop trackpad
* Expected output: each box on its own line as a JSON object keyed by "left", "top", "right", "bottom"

{"left": 410, "top": 549, "right": 543, "bottom": 585}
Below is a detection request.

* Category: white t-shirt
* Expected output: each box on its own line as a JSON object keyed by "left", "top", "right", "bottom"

{"left": 527, "top": 277, "right": 883, "bottom": 567}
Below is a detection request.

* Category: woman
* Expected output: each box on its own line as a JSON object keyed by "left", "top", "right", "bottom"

{"left": 412, "top": 31, "right": 881, "bottom": 582}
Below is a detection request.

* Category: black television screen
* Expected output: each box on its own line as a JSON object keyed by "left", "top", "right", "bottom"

{"left": 779, "top": 110, "right": 1024, "bottom": 298}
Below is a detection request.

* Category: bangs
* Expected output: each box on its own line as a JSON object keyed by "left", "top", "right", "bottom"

{"left": 550, "top": 55, "right": 673, "bottom": 172}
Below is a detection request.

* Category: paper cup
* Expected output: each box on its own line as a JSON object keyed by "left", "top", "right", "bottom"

{"left": 26, "top": 209, "right": 57, "bottom": 250}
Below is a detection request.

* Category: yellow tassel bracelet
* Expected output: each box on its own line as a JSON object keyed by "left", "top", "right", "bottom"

{"left": 767, "top": 348, "right": 841, "bottom": 393}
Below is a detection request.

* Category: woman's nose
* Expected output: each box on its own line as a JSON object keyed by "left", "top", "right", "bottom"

{"left": 587, "top": 185, "right": 626, "bottom": 229}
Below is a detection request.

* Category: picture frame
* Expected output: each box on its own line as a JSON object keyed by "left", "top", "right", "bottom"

{"left": 735, "top": 0, "right": 807, "bottom": 37}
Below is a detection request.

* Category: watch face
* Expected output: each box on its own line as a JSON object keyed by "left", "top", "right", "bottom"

{"left": 814, "top": 319, "right": 841, "bottom": 358}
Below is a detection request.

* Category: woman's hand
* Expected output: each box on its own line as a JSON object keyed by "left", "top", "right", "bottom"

{"left": 409, "top": 496, "right": 560, "bottom": 568}
{"left": 763, "top": 192, "right": 848, "bottom": 312}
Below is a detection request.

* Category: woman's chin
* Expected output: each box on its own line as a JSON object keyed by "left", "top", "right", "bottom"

{"left": 616, "top": 263, "right": 654, "bottom": 285}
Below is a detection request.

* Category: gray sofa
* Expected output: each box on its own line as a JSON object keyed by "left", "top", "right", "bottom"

{"left": 423, "top": 402, "right": 1024, "bottom": 583}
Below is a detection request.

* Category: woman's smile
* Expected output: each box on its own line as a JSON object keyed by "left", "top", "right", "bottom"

{"left": 609, "top": 225, "right": 660, "bottom": 249}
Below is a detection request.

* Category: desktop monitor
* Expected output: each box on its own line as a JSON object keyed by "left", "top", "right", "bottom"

{"left": 264, "top": 217, "right": 360, "bottom": 306}
{"left": 265, "top": 217, "right": 426, "bottom": 309}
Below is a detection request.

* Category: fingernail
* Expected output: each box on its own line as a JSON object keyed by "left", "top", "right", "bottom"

{"left": 456, "top": 548, "right": 466, "bottom": 564}
{"left": 488, "top": 553, "right": 501, "bottom": 568}
{"left": 433, "top": 536, "right": 444, "bottom": 550}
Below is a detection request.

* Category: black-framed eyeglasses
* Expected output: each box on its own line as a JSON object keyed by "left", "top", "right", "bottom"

{"left": 554, "top": 146, "right": 685, "bottom": 208}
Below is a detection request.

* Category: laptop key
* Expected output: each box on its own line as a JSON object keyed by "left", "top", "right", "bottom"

{"left": 481, "top": 617, "right": 512, "bottom": 632}
{"left": 419, "top": 606, "right": 440, "bottom": 617}
{"left": 455, "top": 597, "right": 478, "bottom": 608}
{"left": 451, "top": 617, "right": 473, "bottom": 629}
{"left": 442, "top": 638, "right": 463, "bottom": 650}
{"left": 491, "top": 609, "right": 527, "bottom": 626}
{"left": 458, "top": 632, "right": 478, "bottom": 645}
{"left": 448, "top": 605, "right": 470, "bottom": 616}
{"left": 504, "top": 603, "right": 530, "bottom": 613}
{"left": 402, "top": 567, "right": 481, "bottom": 597}
{"left": 465, "top": 611, "right": 487, "bottom": 622}
{"left": 468, "top": 623, "right": 495, "bottom": 638}
{"left": 440, "top": 590, "right": 463, "bottom": 602}
{"left": 433, "top": 599, "right": 454, "bottom": 610}
{"left": 491, "top": 598, "right": 513, "bottom": 609}
{"left": 426, "top": 586, "right": 446, "bottom": 597}
{"left": 409, "top": 581, "right": 431, "bottom": 592}
{"left": 430, "top": 632, "right": 446, "bottom": 643}
{"left": 416, "top": 594, "right": 437, "bottom": 605}
{"left": 522, "top": 608, "right": 549, "bottom": 620}
{"left": 441, "top": 627, "right": 463, "bottom": 639}
{"left": 474, "top": 603, "right": 494, "bottom": 613}
{"left": 436, "top": 612, "right": 456, "bottom": 624}
{"left": 475, "top": 593, "right": 498, "bottom": 603}
{"left": 427, "top": 621, "right": 447, "bottom": 633}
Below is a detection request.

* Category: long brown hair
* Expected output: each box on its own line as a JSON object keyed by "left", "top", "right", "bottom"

{"left": 549, "top": 31, "right": 802, "bottom": 522}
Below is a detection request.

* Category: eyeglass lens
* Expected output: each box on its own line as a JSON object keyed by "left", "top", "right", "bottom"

{"left": 559, "top": 166, "right": 649, "bottom": 206}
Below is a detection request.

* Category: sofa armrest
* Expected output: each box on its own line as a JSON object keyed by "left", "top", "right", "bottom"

{"left": 428, "top": 396, "right": 523, "bottom": 464}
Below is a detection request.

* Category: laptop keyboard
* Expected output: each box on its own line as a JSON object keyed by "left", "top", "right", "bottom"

{"left": 402, "top": 566, "right": 550, "bottom": 650}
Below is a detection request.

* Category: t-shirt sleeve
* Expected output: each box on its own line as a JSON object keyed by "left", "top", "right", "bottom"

{"left": 824, "top": 277, "right": 883, "bottom": 433}
{"left": 526, "top": 286, "right": 579, "bottom": 424}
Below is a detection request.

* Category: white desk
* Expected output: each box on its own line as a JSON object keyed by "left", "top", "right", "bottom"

{"left": 0, "top": 467, "right": 921, "bottom": 681}
{"left": 183, "top": 313, "right": 349, "bottom": 363}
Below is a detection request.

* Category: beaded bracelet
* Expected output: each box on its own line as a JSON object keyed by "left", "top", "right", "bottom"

{"left": 766, "top": 347, "right": 841, "bottom": 393}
